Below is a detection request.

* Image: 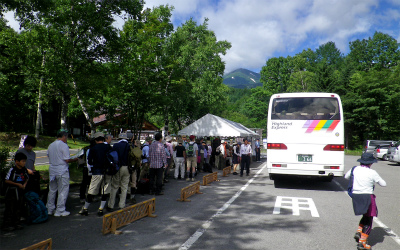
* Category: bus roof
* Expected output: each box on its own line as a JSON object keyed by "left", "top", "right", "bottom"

{"left": 271, "top": 93, "right": 340, "bottom": 98}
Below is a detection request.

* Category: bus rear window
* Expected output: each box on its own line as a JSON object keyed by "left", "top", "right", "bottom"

{"left": 271, "top": 97, "right": 340, "bottom": 120}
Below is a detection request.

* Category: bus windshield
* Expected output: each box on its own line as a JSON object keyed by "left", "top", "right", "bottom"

{"left": 271, "top": 97, "right": 340, "bottom": 120}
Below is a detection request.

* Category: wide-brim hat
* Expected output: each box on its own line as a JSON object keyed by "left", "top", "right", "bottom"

{"left": 357, "top": 153, "right": 378, "bottom": 165}
{"left": 118, "top": 133, "right": 128, "bottom": 139}
{"left": 165, "top": 136, "right": 172, "bottom": 142}
{"left": 93, "top": 132, "right": 105, "bottom": 139}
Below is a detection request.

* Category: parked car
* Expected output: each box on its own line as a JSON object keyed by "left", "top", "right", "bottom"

{"left": 363, "top": 140, "right": 396, "bottom": 154}
{"left": 373, "top": 145, "right": 391, "bottom": 160}
{"left": 388, "top": 141, "right": 400, "bottom": 164}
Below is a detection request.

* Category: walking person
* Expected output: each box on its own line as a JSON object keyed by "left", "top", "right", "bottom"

{"left": 344, "top": 153, "right": 386, "bottom": 250}
{"left": 240, "top": 139, "right": 252, "bottom": 177}
{"left": 164, "top": 136, "right": 174, "bottom": 183}
{"left": 46, "top": 130, "right": 78, "bottom": 217}
{"left": 148, "top": 133, "right": 168, "bottom": 195}
{"left": 255, "top": 138, "right": 261, "bottom": 162}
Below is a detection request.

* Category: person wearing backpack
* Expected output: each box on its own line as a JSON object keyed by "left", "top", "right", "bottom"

{"left": 344, "top": 153, "right": 386, "bottom": 250}
{"left": 139, "top": 137, "right": 151, "bottom": 181}
{"left": 79, "top": 132, "right": 112, "bottom": 216}
{"left": 185, "top": 135, "right": 198, "bottom": 181}
{"left": 107, "top": 133, "right": 131, "bottom": 210}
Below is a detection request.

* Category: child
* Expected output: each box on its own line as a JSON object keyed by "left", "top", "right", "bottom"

{"left": 2, "top": 152, "right": 29, "bottom": 231}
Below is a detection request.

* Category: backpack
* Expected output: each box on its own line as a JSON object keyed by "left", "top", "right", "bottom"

{"left": 164, "top": 144, "right": 171, "bottom": 157}
{"left": 105, "top": 150, "right": 120, "bottom": 175}
{"left": 24, "top": 191, "right": 48, "bottom": 224}
{"left": 187, "top": 143, "right": 195, "bottom": 157}
{"left": 347, "top": 166, "right": 356, "bottom": 198}
{"left": 129, "top": 146, "right": 142, "bottom": 171}
{"left": 141, "top": 145, "right": 149, "bottom": 159}
{"left": 215, "top": 145, "right": 221, "bottom": 155}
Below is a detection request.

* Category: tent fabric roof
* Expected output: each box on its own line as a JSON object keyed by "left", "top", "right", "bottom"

{"left": 178, "top": 114, "right": 259, "bottom": 138}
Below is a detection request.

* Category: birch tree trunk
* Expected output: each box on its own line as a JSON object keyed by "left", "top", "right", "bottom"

{"left": 35, "top": 52, "right": 46, "bottom": 139}
{"left": 60, "top": 93, "right": 68, "bottom": 131}
{"left": 72, "top": 80, "right": 96, "bottom": 134}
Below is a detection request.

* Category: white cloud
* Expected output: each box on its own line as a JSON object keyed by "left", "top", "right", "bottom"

{"left": 4, "top": 0, "right": 399, "bottom": 74}
{"left": 3, "top": 11, "right": 21, "bottom": 31}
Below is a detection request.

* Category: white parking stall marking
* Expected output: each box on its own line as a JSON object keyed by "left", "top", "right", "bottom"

{"left": 273, "top": 196, "right": 320, "bottom": 217}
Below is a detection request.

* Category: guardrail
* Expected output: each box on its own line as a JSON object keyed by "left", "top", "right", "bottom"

{"left": 21, "top": 238, "right": 52, "bottom": 250}
{"left": 202, "top": 172, "right": 219, "bottom": 186}
{"left": 177, "top": 181, "right": 203, "bottom": 202}
{"left": 102, "top": 198, "right": 157, "bottom": 235}
{"left": 222, "top": 166, "right": 231, "bottom": 177}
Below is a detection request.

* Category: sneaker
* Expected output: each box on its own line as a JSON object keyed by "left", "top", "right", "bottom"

{"left": 47, "top": 209, "right": 55, "bottom": 216}
{"left": 186, "top": 178, "right": 190, "bottom": 181}
{"left": 233, "top": 172, "right": 238, "bottom": 175}
{"left": 191, "top": 178, "right": 195, "bottom": 182}
{"left": 97, "top": 209, "right": 104, "bottom": 216}
{"left": 354, "top": 232, "right": 361, "bottom": 243}
{"left": 54, "top": 211, "right": 70, "bottom": 217}
{"left": 106, "top": 206, "right": 114, "bottom": 212}
{"left": 79, "top": 208, "right": 88, "bottom": 216}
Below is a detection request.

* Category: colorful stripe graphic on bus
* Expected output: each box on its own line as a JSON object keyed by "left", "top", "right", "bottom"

{"left": 302, "top": 120, "right": 340, "bottom": 133}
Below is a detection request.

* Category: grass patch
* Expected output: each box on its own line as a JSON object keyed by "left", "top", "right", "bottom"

{"left": 0, "top": 132, "right": 89, "bottom": 151}
{"left": 36, "top": 162, "right": 83, "bottom": 186}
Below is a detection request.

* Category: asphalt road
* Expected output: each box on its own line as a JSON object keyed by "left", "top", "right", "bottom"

{"left": 35, "top": 149, "right": 79, "bottom": 166}
{"left": 1, "top": 155, "right": 399, "bottom": 250}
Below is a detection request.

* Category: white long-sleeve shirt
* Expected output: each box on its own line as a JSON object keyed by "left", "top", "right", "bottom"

{"left": 240, "top": 144, "right": 252, "bottom": 157}
{"left": 344, "top": 165, "right": 386, "bottom": 194}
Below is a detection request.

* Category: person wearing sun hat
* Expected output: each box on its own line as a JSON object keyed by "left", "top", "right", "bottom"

{"left": 344, "top": 152, "right": 386, "bottom": 250}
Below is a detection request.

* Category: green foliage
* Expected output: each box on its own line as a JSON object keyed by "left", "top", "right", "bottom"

{"left": 0, "top": 146, "right": 11, "bottom": 176}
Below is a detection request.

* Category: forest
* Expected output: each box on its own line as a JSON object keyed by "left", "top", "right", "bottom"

{"left": 1, "top": 1, "right": 399, "bottom": 149}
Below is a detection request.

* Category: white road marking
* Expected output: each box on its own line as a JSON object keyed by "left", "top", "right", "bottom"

{"left": 333, "top": 180, "right": 400, "bottom": 246}
{"left": 273, "top": 196, "right": 320, "bottom": 217}
{"left": 178, "top": 163, "right": 267, "bottom": 250}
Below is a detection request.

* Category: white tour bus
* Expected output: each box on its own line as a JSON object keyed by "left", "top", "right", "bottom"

{"left": 267, "top": 92, "right": 344, "bottom": 181}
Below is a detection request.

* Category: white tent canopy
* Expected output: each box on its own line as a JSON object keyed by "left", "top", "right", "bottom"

{"left": 178, "top": 114, "right": 259, "bottom": 138}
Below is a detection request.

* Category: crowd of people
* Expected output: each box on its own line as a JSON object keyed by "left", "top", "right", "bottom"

{"left": 1, "top": 131, "right": 261, "bottom": 232}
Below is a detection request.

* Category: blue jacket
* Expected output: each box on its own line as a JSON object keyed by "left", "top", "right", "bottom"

{"left": 112, "top": 140, "right": 130, "bottom": 166}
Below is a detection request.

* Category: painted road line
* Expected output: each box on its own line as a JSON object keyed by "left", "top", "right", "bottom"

{"left": 333, "top": 180, "right": 400, "bottom": 246}
{"left": 179, "top": 163, "right": 268, "bottom": 250}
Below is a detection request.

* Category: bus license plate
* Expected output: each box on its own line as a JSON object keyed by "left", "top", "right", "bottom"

{"left": 298, "top": 155, "right": 312, "bottom": 162}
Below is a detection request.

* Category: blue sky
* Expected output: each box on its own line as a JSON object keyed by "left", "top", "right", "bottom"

{"left": 4, "top": 0, "right": 400, "bottom": 74}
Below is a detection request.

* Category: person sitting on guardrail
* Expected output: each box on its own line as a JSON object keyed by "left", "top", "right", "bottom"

{"left": 345, "top": 152, "right": 387, "bottom": 250}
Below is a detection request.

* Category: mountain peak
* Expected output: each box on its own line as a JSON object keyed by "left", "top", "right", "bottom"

{"left": 223, "top": 68, "right": 261, "bottom": 89}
